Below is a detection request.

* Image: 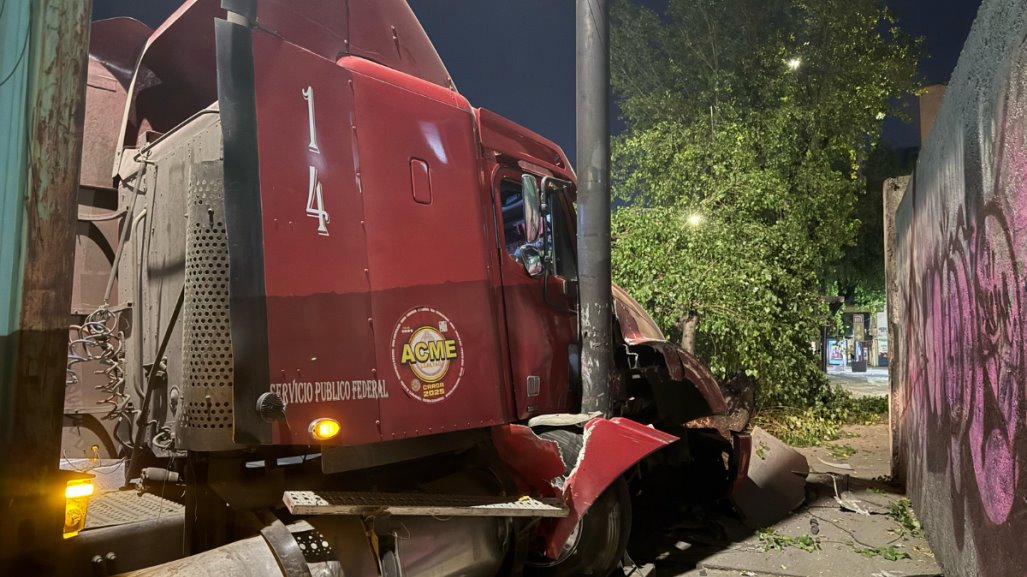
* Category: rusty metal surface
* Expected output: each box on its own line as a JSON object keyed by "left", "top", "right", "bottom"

{"left": 686, "top": 375, "right": 755, "bottom": 440}
{"left": 64, "top": 18, "right": 154, "bottom": 461}
{"left": 80, "top": 18, "right": 152, "bottom": 189}
{"left": 0, "top": 0, "right": 94, "bottom": 566}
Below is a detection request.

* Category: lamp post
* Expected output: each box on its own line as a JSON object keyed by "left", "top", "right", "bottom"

{"left": 576, "top": 0, "right": 612, "bottom": 416}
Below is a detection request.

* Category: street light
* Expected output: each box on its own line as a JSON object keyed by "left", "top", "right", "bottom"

{"left": 786, "top": 57, "right": 802, "bottom": 71}
{"left": 687, "top": 213, "right": 704, "bottom": 227}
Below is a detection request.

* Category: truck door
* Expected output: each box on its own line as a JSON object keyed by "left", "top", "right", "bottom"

{"left": 344, "top": 58, "right": 512, "bottom": 440}
{"left": 492, "top": 167, "right": 579, "bottom": 418}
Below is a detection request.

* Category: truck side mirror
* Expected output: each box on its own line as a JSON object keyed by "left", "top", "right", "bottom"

{"left": 521, "top": 173, "right": 542, "bottom": 244}
{"left": 516, "top": 244, "right": 544, "bottom": 277}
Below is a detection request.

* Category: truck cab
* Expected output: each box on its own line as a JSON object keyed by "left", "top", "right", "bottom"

{"left": 51, "top": 2, "right": 746, "bottom": 575}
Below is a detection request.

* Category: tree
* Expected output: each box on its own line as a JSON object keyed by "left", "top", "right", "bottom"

{"left": 828, "top": 145, "right": 919, "bottom": 308}
{"left": 610, "top": 0, "right": 920, "bottom": 405}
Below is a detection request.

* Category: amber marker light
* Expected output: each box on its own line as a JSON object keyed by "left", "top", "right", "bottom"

{"left": 65, "top": 481, "right": 95, "bottom": 499}
{"left": 309, "top": 418, "right": 341, "bottom": 441}
{"left": 64, "top": 479, "right": 95, "bottom": 539}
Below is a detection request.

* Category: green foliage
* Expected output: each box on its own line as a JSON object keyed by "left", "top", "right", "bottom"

{"left": 827, "top": 146, "right": 919, "bottom": 307}
{"left": 754, "top": 388, "right": 888, "bottom": 446}
{"left": 610, "top": 0, "right": 920, "bottom": 406}
{"left": 826, "top": 390, "right": 889, "bottom": 424}
{"left": 889, "top": 498, "right": 924, "bottom": 538}
{"left": 755, "top": 441, "right": 770, "bottom": 459}
{"left": 828, "top": 444, "right": 857, "bottom": 459}
{"left": 757, "top": 528, "right": 819, "bottom": 553}
{"left": 756, "top": 407, "right": 842, "bottom": 446}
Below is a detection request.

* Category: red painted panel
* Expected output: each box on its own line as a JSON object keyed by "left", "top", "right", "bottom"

{"left": 491, "top": 425, "right": 565, "bottom": 497}
{"left": 612, "top": 283, "right": 666, "bottom": 344}
{"left": 546, "top": 418, "right": 678, "bottom": 558}
{"left": 255, "top": 0, "right": 347, "bottom": 61}
{"left": 477, "top": 108, "right": 570, "bottom": 174}
{"left": 677, "top": 348, "right": 728, "bottom": 415}
{"left": 251, "top": 31, "right": 380, "bottom": 446}
{"left": 348, "top": 0, "right": 453, "bottom": 89}
{"left": 490, "top": 164, "right": 577, "bottom": 418}
{"left": 345, "top": 58, "right": 512, "bottom": 440}
{"left": 409, "top": 158, "right": 432, "bottom": 205}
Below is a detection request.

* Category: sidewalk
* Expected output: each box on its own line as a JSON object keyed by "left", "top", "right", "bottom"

{"left": 627, "top": 423, "right": 942, "bottom": 577}
{"left": 826, "top": 365, "right": 889, "bottom": 398}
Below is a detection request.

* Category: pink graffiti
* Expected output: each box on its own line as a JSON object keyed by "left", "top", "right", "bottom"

{"left": 969, "top": 211, "right": 1020, "bottom": 524}
{"left": 896, "top": 58, "right": 1027, "bottom": 535}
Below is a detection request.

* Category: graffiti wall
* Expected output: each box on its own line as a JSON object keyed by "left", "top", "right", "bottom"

{"left": 888, "top": 1, "right": 1027, "bottom": 576}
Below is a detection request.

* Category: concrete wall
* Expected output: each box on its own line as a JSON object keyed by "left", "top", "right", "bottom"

{"left": 888, "top": 1, "right": 1027, "bottom": 576}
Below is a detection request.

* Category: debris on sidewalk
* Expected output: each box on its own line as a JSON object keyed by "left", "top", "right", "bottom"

{"left": 832, "top": 476, "right": 872, "bottom": 516}
{"left": 731, "top": 427, "right": 811, "bottom": 528}
{"left": 626, "top": 423, "right": 942, "bottom": 577}
{"left": 817, "top": 456, "right": 855, "bottom": 471}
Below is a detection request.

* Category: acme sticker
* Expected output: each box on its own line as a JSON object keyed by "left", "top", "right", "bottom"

{"left": 391, "top": 307, "right": 464, "bottom": 403}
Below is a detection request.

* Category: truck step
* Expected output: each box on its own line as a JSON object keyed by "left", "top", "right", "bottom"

{"left": 282, "top": 490, "right": 567, "bottom": 518}
{"left": 87, "top": 490, "right": 185, "bottom": 529}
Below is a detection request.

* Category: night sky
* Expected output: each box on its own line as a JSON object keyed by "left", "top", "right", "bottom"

{"left": 92, "top": 0, "right": 983, "bottom": 159}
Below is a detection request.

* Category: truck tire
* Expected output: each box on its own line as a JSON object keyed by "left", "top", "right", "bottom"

{"left": 526, "top": 429, "right": 632, "bottom": 577}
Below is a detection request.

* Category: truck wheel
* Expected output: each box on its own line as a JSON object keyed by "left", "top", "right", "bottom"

{"left": 526, "top": 429, "right": 632, "bottom": 577}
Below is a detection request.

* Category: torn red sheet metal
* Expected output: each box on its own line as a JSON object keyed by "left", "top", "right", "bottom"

{"left": 730, "top": 427, "right": 810, "bottom": 528}
{"left": 491, "top": 424, "right": 566, "bottom": 497}
{"left": 677, "top": 349, "right": 728, "bottom": 415}
{"left": 546, "top": 417, "right": 678, "bottom": 558}
{"left": 731, "top": 432, "right": 753, "bottom": 494}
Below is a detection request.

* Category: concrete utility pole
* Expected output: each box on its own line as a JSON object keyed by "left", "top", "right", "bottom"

{"left": 576, "top": 0, "right": 612, "bottom": 415}
{"left": 0, "top": 0, "right": 93, "bottom": 568}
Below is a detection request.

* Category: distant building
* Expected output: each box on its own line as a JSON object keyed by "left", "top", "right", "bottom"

{"left": 918, "top": 84, "right": 947, "bottom": 143}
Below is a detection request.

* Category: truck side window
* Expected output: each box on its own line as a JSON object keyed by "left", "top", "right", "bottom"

{"left": 500, "top": 179, "right": 526, "bottom": 254}
{"left": 550, "top": 191, "right": 577, "bottom": 280}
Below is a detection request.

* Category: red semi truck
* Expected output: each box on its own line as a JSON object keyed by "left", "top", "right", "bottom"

{"left": 44, "top": 1, "right": 750, "bottom": 575}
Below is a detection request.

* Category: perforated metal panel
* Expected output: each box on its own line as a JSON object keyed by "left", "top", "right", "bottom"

{"left": 177, "top": 160, "right": 237, "bottom": 450}
{"left": 86, "top": 490, "right": 184, "bottom": 529}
